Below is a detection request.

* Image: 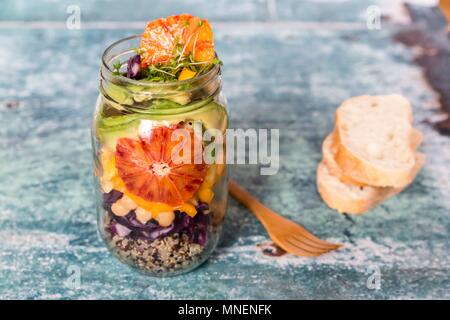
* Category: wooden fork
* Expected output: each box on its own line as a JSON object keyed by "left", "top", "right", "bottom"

{"left": 440, "top": 0, "right": 450, "bottom": 25}
{"left": 229, "top": 179, "right": 342, "bottom": 257}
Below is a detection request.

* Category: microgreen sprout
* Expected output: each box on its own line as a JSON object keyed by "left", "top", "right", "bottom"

{"left": 112, "top": 60, "right": 122, "bottom": 75}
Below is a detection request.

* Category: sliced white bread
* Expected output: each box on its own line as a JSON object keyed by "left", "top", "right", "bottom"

{"left": 324, "top": 129, "right": 423, "bottom": 187}
{"left": 334, "top": 95, "right": 417, "bottom": 187}
{"left": 317, "top": 152, "right": 425, "bottom": 215}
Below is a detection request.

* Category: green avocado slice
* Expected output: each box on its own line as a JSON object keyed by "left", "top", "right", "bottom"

{"left": 95, "top": 100, "right": 228, "bottom": 146}
{"left": 103, "top": 81, "right": 193, "bottom": 108}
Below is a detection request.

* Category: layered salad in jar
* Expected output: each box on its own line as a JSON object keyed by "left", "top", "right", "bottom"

{"left": 92, "top": 15, "right": 228, "bottom": 276}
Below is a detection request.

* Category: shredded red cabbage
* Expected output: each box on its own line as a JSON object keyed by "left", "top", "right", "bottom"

{"left": 104, "top": 190, "right": 210, "bottom": 246}
{"left": 102, "top": 190, "right": 123, "bottom": 211}
{"left": 108, "top": 220, "right": 132, "bottom": 237}
{"left": 127, "top": 55, "right": 141, "bottom": 79}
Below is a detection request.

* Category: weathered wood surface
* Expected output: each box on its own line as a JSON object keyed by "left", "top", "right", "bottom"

{"left": 0, "top": 0, "right": 449, "bottom": 299}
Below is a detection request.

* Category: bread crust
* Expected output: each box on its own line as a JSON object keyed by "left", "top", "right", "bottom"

{"left": 334, "top": 96, "right": 417, "bottom": 187}
{"left": 323, "top": 133, "right": 367, "bottom": 186}
{"left": 317, "top": 161, "right": 378, "bottom": 214}
{"left": 317, "top": 95, "right": 425, "bottom": 214}
{"left": 324, "top": 129, "right": 423, "bottom": 187}
{"left": 317, "top": 153, "right": 426, "bottom": 215}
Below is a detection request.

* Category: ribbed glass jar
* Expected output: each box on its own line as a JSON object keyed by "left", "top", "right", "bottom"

{"left": 92, "top": 35, "right": 228, "bottom": 276}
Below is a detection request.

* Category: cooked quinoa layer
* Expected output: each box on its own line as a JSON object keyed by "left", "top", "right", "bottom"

{"left": 110, "top": 233, "right": 204, "bottom": 274}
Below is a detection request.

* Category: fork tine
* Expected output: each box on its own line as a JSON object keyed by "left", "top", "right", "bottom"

{"left": 229, "top": 179, "right": 343, "bottom": 257}
{"left": 282, "top": 239, "right": 325, "bottom": 257}
{"left": 287, "top": 235, "right": 337, "bottom": 254}
{"left": 289, "top": 223, "right": 342, "bottom": 248}
{"left": 291, "top": 233, "right": 341, "bottom": 250}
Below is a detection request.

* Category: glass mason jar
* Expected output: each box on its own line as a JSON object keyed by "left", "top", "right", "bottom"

{"left": 92, "top": 35, "right": 228, "bottom": 276}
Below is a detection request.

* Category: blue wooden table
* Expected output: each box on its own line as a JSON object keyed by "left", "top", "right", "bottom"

{"left": 1, "top": 0, "right": 449, "bottom": 299}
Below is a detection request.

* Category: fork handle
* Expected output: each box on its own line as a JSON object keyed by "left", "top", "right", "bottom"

{"left": 228, "top": 179, "right": 273, "bottom": 222}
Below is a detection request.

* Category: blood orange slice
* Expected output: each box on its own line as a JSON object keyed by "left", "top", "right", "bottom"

{"left": 115, "top": 125, "right": 207, "bottom": 206}
{"left": 140, "top": 14, "right": 215, "bottom": 67}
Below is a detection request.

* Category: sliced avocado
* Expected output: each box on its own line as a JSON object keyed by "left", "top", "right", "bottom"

{"left": 183, "top": 101, "right": 228, "bottom": 132}
{"left": 103, "top": 78, "right": 195, "bottom": 108}
{"left": 96, "top": 123, "right": 140, "bottom": 151}
{"left": 103, "top": 82, "right": 134, "bottom": 106}
{"left": 126, "top": 83, "right": 192, "bottom": 105}
{"left": 128, "top": 97, "right": 213, "bottom": 115}
{"left": 96, "top": 100, "right": 228, "bottom": 146}
{"left": 96, "top": 112, "right": 141, "bottom": 132}
{"left": 167, "top": 91, "right": 191, "bottom": 105}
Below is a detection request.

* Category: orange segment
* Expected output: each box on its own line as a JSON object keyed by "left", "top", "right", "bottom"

{"left": 198, "top": 188, "right": 214, "bottom": 203}
{"left": 175, "top": 203, "right": 197, "bottom": 217}
{"left": 115, "top": 125, "right": 207, "bottom": 206}
{"left": 100, "top": 149, "right": 117, "bottom": 180}
{"left": 140, "top": 14, "right": 215, "bottom": 68}
{"left": 124, "top": 191, "right": 172, "bottom": 215}
{"left": 192, "top": 20, "right": 215, "bottom": 62}
{"left": 178, "top": 68, "right": 196, "bottom": 81}
{"left": 140, "top": 18, "right": 174, "bottom": 65}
